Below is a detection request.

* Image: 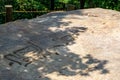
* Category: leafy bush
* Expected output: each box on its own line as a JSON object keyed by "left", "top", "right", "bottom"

{"left": 0, "top": 0, "right": 119, "bottom": 24}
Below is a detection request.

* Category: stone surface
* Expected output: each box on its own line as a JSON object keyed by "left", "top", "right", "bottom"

{"left": 0, "top": 8, "right": 120, "bottom": 80}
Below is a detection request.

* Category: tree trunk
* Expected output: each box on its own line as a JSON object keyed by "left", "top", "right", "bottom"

{"left": 80, "top": 0, "right": 85, "bottom": 9}
{"left": 50, "top": 0, "right": 54, "bottom": 10}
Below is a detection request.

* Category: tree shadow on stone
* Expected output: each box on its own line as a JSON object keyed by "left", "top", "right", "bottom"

{"left": 0, "top": 10, "right": 109, "bottom": 80}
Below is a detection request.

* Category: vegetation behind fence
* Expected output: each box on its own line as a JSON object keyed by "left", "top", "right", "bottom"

{"left": 0, "top": 0, "right": 120, "bottom": 24}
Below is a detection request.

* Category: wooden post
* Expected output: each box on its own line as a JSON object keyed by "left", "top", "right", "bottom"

{"left": 66, "top": 4, "right": 75, "bottom": 11}
{"left": 5, "top": 5, "right": 13, "bottom": 22}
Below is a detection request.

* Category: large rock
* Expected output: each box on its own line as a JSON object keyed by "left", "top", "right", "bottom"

{"left": 0, "top": 8, "right": 120, "bottom": 80}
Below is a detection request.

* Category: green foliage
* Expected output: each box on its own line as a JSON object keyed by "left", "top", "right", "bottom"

{"left": 58, "top": 0, "right": 70, "bottom": 3}
{"left": 16, "top": 0, "right": 47, "bottom": 11}
{"left": 0, "top": 0, "right": 120, "bottom": 24}
{"left": 85, "top": 0, "right": 120, "bottom": 11}
{"left": 13, "top": 11, "right": 48, "bottom": 20}
{"left": 0, "top": 0, "right": 119, "bottom": 11}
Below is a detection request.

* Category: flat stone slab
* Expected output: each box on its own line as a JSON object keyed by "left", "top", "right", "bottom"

{"left": 0, "top": 8, "right": 120, "bottom": 80}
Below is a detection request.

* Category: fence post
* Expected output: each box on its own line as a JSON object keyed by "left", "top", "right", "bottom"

{"left": 5, "top": 5, "right": 13, "bottom": 22}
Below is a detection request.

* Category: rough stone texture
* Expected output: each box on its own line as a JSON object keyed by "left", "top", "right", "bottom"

{"left": 0, "top": 8, "right": 120, "bottom": 80}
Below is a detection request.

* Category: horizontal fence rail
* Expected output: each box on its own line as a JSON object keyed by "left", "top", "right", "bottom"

{"left": 0, "top": 11, "right": 50, "bottom": 14}
{"left": 0, "top": 5, "right": 65, "bottom": 23}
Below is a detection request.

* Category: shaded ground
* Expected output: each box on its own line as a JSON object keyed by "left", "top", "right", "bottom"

{"left": 0, "top": 8, "right": 120, "bottom": 80}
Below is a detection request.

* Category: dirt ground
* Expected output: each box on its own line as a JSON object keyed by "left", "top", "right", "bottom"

{"left": 0, "top": 8, "right": 120, "bottom": 80}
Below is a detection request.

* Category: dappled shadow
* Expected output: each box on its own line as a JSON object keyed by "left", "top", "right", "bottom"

{"left": 0, "top": 10, "right": 109, "bottom": 80}
{"left": 31, "top": 51, "right": 109, "bottom": 77}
